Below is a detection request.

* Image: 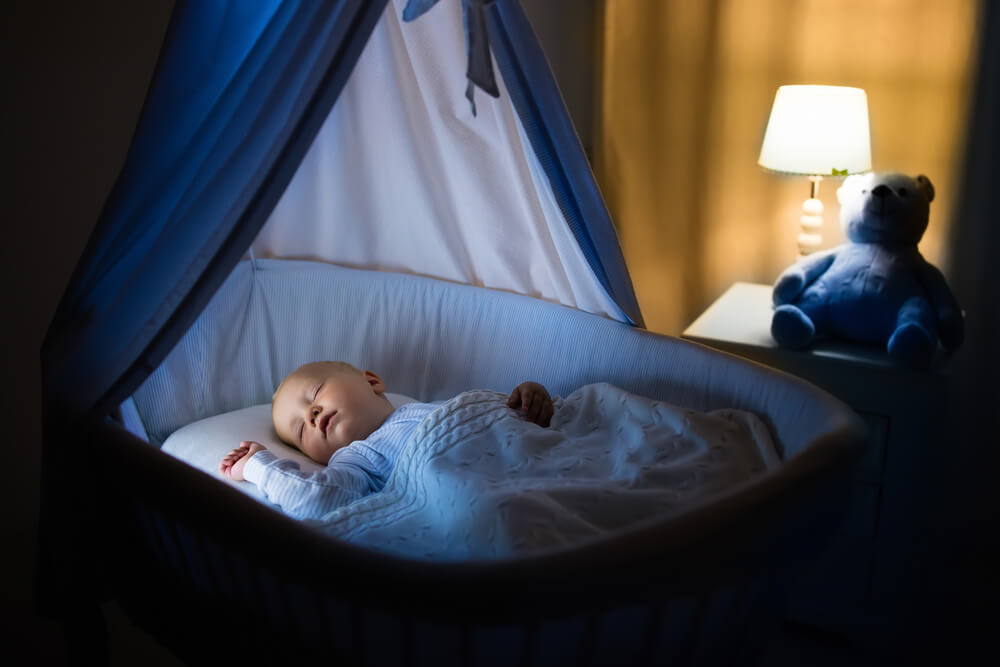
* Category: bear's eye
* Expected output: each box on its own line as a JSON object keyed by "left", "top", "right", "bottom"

{"left": 899, "top": 188, "right": 909, "bottom": 197}
{"left": 862, "top": 189, "right": 867, "bottom": 194}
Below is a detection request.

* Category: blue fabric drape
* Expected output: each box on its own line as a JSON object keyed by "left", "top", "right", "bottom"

{"left": 486, "top": 0, "right": 644, "bottom": 327}
{"left": 35, "top": 0, "right": 644, "bottom": 618}
{"left": 42, "top": 0, "right": 389, "bottom": 420}
{"left": 42, "top": 0, "right": 642, "bottom": 422}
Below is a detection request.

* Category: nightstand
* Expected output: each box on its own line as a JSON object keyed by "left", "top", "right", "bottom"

{"left": 682, "top": 282, "right": 954, "bottom": 651}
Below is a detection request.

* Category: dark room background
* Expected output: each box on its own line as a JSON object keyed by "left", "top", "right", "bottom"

{"left": 4, "top": 1, "right": 175, "bottom": 662}
{"left": 4, "top": 1, "right": 996, "bottom": 663}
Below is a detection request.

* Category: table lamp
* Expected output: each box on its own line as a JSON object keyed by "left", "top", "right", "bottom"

{"left": 758, "top": 85, "right": 871, "bottom": 256}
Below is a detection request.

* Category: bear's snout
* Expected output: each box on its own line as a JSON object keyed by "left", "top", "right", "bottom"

{"left": 872, "top": 184, "right": 891, "bottom": 198}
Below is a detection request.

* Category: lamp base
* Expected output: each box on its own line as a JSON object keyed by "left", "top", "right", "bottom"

{"left": 798, "top": 197, "right": 823, "bottom": 256}
{"left": 797, "top": 176, "right": 824, "bottom": 257}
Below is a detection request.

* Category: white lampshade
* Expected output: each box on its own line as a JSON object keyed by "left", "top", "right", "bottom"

{"left": 758, "top": 85, "right": 871, "bottom": 176}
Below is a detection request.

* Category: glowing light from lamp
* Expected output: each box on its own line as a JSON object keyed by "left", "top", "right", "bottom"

{"left": 759, "top": 85, "right": 871, "bottom": 256}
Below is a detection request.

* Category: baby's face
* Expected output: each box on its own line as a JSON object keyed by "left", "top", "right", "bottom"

{"left": 272, "top": 364, "right": 394, "bottom": 463}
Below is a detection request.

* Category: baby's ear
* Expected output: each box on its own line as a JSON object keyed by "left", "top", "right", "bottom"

{"left": 364, "top": 370, "right": 386, "bottom": 393}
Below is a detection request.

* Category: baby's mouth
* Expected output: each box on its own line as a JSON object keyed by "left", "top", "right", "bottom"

{"left": 320, "top": 411, "right": 337, "bottom": 436}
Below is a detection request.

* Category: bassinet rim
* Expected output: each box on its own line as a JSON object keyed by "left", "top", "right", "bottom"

{"left": 87, "top": 401, "right": 863, "bottom": 623}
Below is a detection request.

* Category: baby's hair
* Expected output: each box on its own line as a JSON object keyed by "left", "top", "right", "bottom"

{"left": 272, "top": 361, "right": 362, "bottom": 401}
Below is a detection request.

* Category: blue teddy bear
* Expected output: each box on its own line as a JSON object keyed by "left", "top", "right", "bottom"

{"left": 771, "top": 172, "right": 963, "bottom": 366}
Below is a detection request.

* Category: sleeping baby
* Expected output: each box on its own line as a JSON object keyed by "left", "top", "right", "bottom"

{"left": 219, "top": 361, "right": 779, "bottom": 557}
{"left": 218, "top": 360, "right": 553, "bottom": 519}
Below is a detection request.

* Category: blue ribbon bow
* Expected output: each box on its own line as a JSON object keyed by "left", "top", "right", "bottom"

{"left": 403, "top": 0, "right": 500, "bottom": 116}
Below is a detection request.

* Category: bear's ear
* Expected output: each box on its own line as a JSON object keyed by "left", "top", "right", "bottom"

{"left": 916, "top": 174, "right": 935, "bottom": 203}
{"left": 838, "top": 174, "right": 862, "bottom": 205}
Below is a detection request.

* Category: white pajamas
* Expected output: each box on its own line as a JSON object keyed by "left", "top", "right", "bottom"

{"left": 243, "top": 402, "right": 437, "bottom": 519}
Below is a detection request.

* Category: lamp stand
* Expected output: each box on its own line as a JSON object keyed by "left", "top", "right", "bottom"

{"left": 797, "top": 175, "right": 824, "bottom": 257}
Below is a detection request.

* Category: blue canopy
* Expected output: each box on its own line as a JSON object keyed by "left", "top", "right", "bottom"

{"left": 41, "top": 0, "right": 642, "bottom": 424}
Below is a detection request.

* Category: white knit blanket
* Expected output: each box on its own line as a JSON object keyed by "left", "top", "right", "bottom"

{"left": 311, "top": 383, "right": 778, "bottom": 559}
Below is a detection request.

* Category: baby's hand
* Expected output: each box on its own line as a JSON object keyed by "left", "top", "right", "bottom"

{"left": 219, "top": 441, "right": 266, "bottom": 481}
{"left": 507, "top": 381, "right": 553, "bottom": 427}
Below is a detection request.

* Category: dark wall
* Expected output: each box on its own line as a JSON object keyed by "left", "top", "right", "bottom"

{"left": 2, "top": 0, "right": 174, "bottom": 661}
{"left": 520, "top": 0, "right": 599, "bottom": 159}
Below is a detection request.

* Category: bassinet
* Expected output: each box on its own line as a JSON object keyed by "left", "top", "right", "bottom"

{"left": 92, "top": 258, "right": 864, "bottom": 666}
{"left": 38, "top": 1, "right": 866, "bottom": 665}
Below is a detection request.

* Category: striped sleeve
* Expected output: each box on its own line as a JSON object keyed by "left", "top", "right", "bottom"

{"left": 243, "top": 450, "right": 379, "bottom": 519}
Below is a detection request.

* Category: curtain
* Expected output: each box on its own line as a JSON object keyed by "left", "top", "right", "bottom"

{"left": 596, "top": 0, "right": 979, "bottom": 335}
{"left": 488, "top": 0, "right": 642, "bottom": 326}
{"left": 41, "top": 0, "right": 389, "bottom": 422}
{"left": 37, "top": 0, "right": 390, "bottom": 616}
{"left": 927, "top": 0, "right": 1000, "bottom": 646}
{"left": 42, "top": 0, "right": 647, "bottom": 427}
{"left": 249, "top": 0, "right": 642, "bottom": 326}
{"left": 37, "top": 0, "right": 644, "bottom": 613}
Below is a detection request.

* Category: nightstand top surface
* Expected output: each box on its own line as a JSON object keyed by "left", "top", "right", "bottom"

{"left": 682, "top": 282, "right": 950, "bottom": 372}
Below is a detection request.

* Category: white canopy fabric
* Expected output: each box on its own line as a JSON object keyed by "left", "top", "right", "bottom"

{"left": 251, "top": 0, "right": 627, "bottom": 322}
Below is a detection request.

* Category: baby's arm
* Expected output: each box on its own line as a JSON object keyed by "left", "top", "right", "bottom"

{"left": 242, "top": 450, "right": 379, "bottom": 520}
{"left": 508, "top": 381, "right": 553, "bottom": 427}
{"left": 219, "top": 441, "right": 267, "bottom": 481}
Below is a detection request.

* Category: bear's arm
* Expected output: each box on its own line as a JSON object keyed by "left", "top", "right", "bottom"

{"left": 915, "top": 260, "right": 964, "bottom": 348}
{"left": 773, "top": 249, "right": 837, "bottom": 305}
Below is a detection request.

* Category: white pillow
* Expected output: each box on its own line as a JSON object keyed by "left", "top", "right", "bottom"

{"left": 160, "top": 393, "right": 418, "bottom": 508}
